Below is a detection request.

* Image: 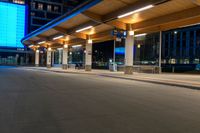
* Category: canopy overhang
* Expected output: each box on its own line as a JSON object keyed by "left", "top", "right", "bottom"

{"left": 22, "top": 0, "right": 200, "bottom": 50}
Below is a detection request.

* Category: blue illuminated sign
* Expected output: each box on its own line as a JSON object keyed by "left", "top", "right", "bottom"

{"left": 115, "top": 47, "right": 125, "bottom": 55}
{"left": 0, "top": 2, "right": 26, "bottom": 48}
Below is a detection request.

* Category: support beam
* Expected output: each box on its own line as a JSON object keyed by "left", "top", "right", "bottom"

{"left": 62, "top": 44, "right": 68, "bottom": 69}
{"left": 53, "top": 26, "right": 88, "bottom": 40}
{"left": 85, "top": 40, "right": 92, "bottom": 71}
{"left": 103, "top": 0, "right": 167, "bottom": 21}
{"left": 159, "top": 31, "right": 162, "bottom": 73}
{"left": 132, "top": 6, "right": 200, "bottom": 32}
{"left": 82, "top": 11, "right": 103, "bottom": 23}
{"left": 192, "top": 0, "right": 200, "bottom": 5}
{"left": 46, "top": 49, "right": 52, "bottom": 68}
{"left": 106, "top": 20, "right": 127, "bottom": 30}
{"left": 35, "top": 50, "right": 40, "bottom": 67}
{"left": 53, "top": 26, "right": 68, "bottom": 34}
{"left": 124, "top": 32, "right": 134, "bottom": 75}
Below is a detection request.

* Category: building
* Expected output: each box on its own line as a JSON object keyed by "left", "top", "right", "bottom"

{"left": 21, "top": 0, "right": 200, "bottom": 74}
{"left": 27, "top": 0, "right": 88, "bottom": 33}
{"left": 0, "top": 0, "right": 34, "bottom": 66}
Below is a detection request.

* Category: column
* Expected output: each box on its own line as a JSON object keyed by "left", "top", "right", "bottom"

{"left": 47, "top": 48, "right": 52, "bottom": 68}
{"left": 85, "top": 40, "right": 92, "bottom": 71}
{"left": 35, "top": 50, "right": 39, "bottom": 67}
{"left": 124, "top": 32, "right": 134, "bottom": 74}
{"left": 62, "top": 45, "right": 68, "bottom": 69}
{"left": 159, "top": 31, "right": 162, "bottom": 73}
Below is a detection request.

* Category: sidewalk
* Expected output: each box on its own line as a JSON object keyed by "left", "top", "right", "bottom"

{"left": 21, "top": 67, "right": 200, "bottom": 90}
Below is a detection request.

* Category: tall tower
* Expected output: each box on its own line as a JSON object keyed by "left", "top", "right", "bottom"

{"left": 27, "top": 0, "right": 87, "bottom": 33}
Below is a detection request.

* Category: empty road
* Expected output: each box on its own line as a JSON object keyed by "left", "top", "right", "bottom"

{"left": 0, "top": 67, "right": 200, "bottom": 133}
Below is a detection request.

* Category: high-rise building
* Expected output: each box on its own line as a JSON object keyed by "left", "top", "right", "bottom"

{"left": 0, "top": 0, "right": 34, "bottom": 66}
{"left": 0, "top": 0, "right": 88, "bottom": 66}
{"left": 27, "top": 0, "right": 87, "bottom": 33}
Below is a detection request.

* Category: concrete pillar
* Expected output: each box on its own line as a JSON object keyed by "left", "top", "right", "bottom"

{"left": 124, "top": 33, "right": 134, "bottom": 75}
{"left": 62, "top": 46, "right": 68, "bottom": 69}
{"left": 85, "top": 40, "right": 92, "bottom": 71}
{"left": 35, "top": 50, "right": 39, "bottom": 67}
{"left": 158, "top": 31, "right": 162, "bottom": 73}
{"left": 46, "top": 49, "right": 52, "bottom": 68}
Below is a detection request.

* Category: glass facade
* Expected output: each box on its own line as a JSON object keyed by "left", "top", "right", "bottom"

{"left": 162, "top": 25, "right": 200, "bottom": 72}
{"left": 54, "top": 49, "right": 63, "bottom": 65}
{"left": 68, "top": 45, "right": 85, "bottom": 64}
{"left": 92, "top": 41, "right": 114, "bottom": 69}
{"left": 134, "top": 33, "right": 160, "bottom": 65}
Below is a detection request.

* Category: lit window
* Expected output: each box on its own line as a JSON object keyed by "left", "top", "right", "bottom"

{"left": 31, "top": 12, "right": 35, "bottom": 16}
{"left": 13, "top": 0, "right": 24, "bottom": 4}
{"left": 47, "top": 5, "right": 51, "bottom": 11}
{"left": 54, "top": 6, "right": 59, "bottom": 12}
{"left": 38, "top": 3, "right": 43, "bottom": 10}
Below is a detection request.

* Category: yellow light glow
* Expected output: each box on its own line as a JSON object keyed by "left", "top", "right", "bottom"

{"left": 88, "top": 39, "right": 93, "bottom": 44}
{"left": 129, "top": 31, "right": 134, "bottom": 36}
{"left": 64, "top": 44, "right": 68, "bottom": 48}
{"left": 48, "top": 48, "right": 52, "bottom": 51}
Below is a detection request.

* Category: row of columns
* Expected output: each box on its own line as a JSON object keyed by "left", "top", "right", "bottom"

{"left": 35, "top": 31, "right": 162, "bottom": 74}
{"left": 35, "top": 41, "right": 93, "bottom": 71}
{"left": 34, "top": 37, "right": 135, "bottom": 74}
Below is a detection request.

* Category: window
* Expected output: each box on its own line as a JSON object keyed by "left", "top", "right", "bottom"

{"left": 31, "top": 2, "right": 36, "bottom": 9}
{"left": 38, "top": 3, "right": 43, "bottom": 10}
{"left": 31, "top": 12, "right": 35, "bottom": 16}
{"left": 13, "top": 0, "right": 24, "bottom": 4}
{"left": 54, "top": 6, "right": 59, "bottom": 12}
{"left": 47, "top": 5, "right": 52, "bottom": 11}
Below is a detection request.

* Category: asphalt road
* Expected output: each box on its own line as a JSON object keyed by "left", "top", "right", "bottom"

{"left": 0, "top": 67, "right": 200, "bottom": 133}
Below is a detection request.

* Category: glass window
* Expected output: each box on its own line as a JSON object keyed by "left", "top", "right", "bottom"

{"left": 134, "top": 32, "right": 160, "bottom": 66}
{"left": 47, "top": 5, "right": 51, "bottom": 11}
{"left": 38, "top": 3, "right": 43, "bottom": 10}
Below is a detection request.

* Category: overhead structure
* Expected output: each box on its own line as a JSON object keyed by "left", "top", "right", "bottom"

{"left": 22, "top": 0, "right": 200, "bottom": 73}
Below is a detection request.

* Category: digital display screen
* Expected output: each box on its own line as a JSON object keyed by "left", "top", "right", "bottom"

{"left": 115, "top": 47, "right": 125, "bottom": 55}
{"left": 0, "top": 2, "right": 26, "bottom": 48}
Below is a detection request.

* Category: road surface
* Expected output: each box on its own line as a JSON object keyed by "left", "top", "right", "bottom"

{"left": 0, "top": 67, "right": 200, "bottom": 133}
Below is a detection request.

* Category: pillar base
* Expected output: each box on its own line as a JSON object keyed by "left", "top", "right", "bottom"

{"left": 62, "top": 64, "right": 68, "bottom": 69}
{"left": 157, "top": 67, "right": 162, "bottom": 74}
{"left": 47, "top": 64, "right": 51, "bottom": 68}
{"left": 85, "top": 65, "right": 92, "bottom": 71}
{"left": 124, "top": 66, "right": 133, "bottom": 75}
{"left": 35, "top": 64, "right": 39, "bottom": 67}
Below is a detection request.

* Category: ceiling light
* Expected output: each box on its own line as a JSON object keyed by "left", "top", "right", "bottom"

{"left": 53, "top": 35, "right": 64, "bottom": 40}
{"left": 76, "top": 26, "right": 93, "bottom": 33}
{"left": 135, "top": 33, "right": 147, "bottom": 37}
{"left": 129, "top": 31, "right": 134, "bottom": 36}
{"left": 38, "top": 41, "right": 46, "bottom": 45}
{"left": 88, "top": 39, "right": 93, "bottom": 44}
{"left": 64, "top": 44, "right": 68, "bottom": 48}
{"left": 57, "top": 48, "right": 63, "bottom": 50}
{"left": 118, "top": 5, "right": 154, "bottom": 18}
{"left": 72, "top": 45, "right": 82, "bottom": 48}
{"left": 48, "top": 47, "right": 52, "bottom": 51}
{"left": 29, "top": 45, "right": 34, "bottom": 47}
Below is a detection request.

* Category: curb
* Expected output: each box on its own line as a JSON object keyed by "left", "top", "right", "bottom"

{"left": 25, "top": 68, "right": 200, "bottom": 90}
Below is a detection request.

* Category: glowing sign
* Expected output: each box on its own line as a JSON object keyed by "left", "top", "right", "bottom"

{"left": 0, "top": 2, "right": 26, "bottom": 48}
{"left": 115, "top": 47, "right": 125, "bottom": 55}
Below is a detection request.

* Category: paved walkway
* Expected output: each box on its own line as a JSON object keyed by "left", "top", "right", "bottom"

{"left": 20, "top": 67, "right": 200, "bottom": 90}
